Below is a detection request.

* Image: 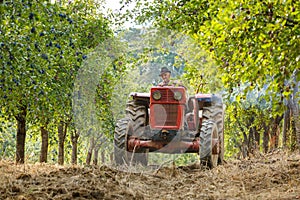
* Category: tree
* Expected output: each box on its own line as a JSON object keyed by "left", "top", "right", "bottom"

{"left": 0, "top": 0, "right": 112, "bottom": 163}
{"left": 123, "top": 0, "right": 299, "bottom": 96}
{"left": 118, "top": 0, "right": 300, "bottom": 153}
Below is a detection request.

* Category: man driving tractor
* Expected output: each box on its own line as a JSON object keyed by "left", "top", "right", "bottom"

{"left": 158, "top": 67, "right": 185, "bottom": 88}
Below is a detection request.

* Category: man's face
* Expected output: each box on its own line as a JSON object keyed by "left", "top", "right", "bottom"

{"left": 161, "top": 72, "right": 171, "bottom": 83}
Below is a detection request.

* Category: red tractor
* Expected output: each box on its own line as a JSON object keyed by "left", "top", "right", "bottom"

{"left": 114, "top": 86, "right": 225, "bottom": 168}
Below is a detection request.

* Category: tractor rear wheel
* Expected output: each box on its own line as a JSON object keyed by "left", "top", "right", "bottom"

{"left": 202, "top": 96, "right": 225, "bottom": 164}
{"left": 114, "top": 118, "right": 131, "bottom": 165}
{"left": 125, "top": 100, "right": 148, "bottom": 166}
{"left": 126, "top": 100, "right": 148, "bottom": 136}
{"left": 114, "top": 117, "right": 148, "bottom": 166}
{"left": 199, "top": 120, "right": 219, "bottom": 169}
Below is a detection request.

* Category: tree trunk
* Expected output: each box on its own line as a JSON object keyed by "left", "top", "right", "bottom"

{"left": 101, "top": 150, "right": 105, "bottom": 164}
{"left": 291, "top": 120, "right": 297, "bottom": 151}
{"left": 71, "top": 130, "right": 80, "bottom": 165}
{"left": 254, "top": 126, "right": 260, "bottom": 148}
{"left": 15, "top": 106, "right": 27, "bottom": 164}
{"left": 277, "top": 115, "right": 284, "bottom": 148}
{"left": 93, "top": 141, "right": 103, "bottom": 165}
{"left": 236, "top": 117, "right": 249, "bottom": 158}
{"left": 282, "top": 105, "right": 291, "bottom": 148}
{"left": 248, "top": 127, "right": 254, "bottom": 154}
{"left": 291, "top": 100, "right": 300, "bottom": 151}
{"left": 58, "top": 120, "right": 68, "bottom": 165}
{"left": 40, "top": 125, "right": 49, "bottom": 163}
{"left": 93, "top": 148, "right": 99, "bottom": 165}
{"left": 291, "top": 69, "right": 300, "bottom": 151}
{"left": 269, "top": 115, "right": 283, "bottom": 151}
{"left": 110, "top": 152, "right": 113, "bottom": 164}
{"left": 242, "top": 132, "right": 248, "bottom": 158}
{"left": 86, "top": 137, "right": 94, "bottom": 165}
{"left": 262, "top": 122, "right": 269, "bottom": 153}
{"left": 249, "top": 126, "right": 260, "bottom": 154}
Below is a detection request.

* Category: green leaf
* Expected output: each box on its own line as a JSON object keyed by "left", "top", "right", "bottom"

{"left": 261, "top": 43, "right": 271, "bottom": 49}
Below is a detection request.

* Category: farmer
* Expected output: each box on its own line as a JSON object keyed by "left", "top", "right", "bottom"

{"left": 158, "top": 67, "right": 185, "bottom": 88}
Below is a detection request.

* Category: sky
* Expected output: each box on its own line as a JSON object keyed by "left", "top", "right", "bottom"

{"left": 104, "top": 0, "right": 122, "bottom": 11}
{"left": 103, "top": 0, "right": 140, "bottom": 28}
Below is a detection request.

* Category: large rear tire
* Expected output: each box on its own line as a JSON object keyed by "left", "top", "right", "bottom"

{"left": 126, "top": 100, "right": 149, "bottom": 165}
{"left": 126, "top": 100, "right": 148, "bottom": 136}
{"left": 199, "top": 120, "right": 219, "bottom": 169}
{"left": 202, "top": 96, "right": 225, "bottom": 164}
{"left": 114, "top": 117, "right": 148, "bottom": 166}
{"left": 114, "top": 118, "right": 131, "bottom": 165}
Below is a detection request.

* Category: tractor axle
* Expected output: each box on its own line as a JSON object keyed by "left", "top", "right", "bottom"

{"left": 127, "top": 137, "right": 201, "bottom": 153}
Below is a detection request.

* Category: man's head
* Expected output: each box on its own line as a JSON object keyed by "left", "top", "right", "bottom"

{"left": 159, "top": 67, "right": 171, "bottom": 84}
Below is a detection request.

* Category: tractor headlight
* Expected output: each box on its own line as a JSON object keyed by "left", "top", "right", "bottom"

{"left": 152, "top": 91, "right": 162, "bottom": 100}
{"left": 174, "top": 91, "right": 182, "bottom": 100}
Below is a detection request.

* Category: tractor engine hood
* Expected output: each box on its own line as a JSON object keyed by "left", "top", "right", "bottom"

{"left": 149, "top": 86, "right": 187, "bottom": 130}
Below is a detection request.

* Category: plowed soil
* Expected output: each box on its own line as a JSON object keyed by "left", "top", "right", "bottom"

{"left": 0, "top": 150, "right": 299, "bottom": 200}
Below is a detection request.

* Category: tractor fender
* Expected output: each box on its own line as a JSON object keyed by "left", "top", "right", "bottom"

{"left": 130, "top": 92, "right": 150, "bottom": 98}
{"left": 129, "top": 92, "right": 150, "bottom": 102}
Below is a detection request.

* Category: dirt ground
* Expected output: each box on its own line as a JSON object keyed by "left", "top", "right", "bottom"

{"left": 0, "top": 150, "right": 299, "bottom": 200}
